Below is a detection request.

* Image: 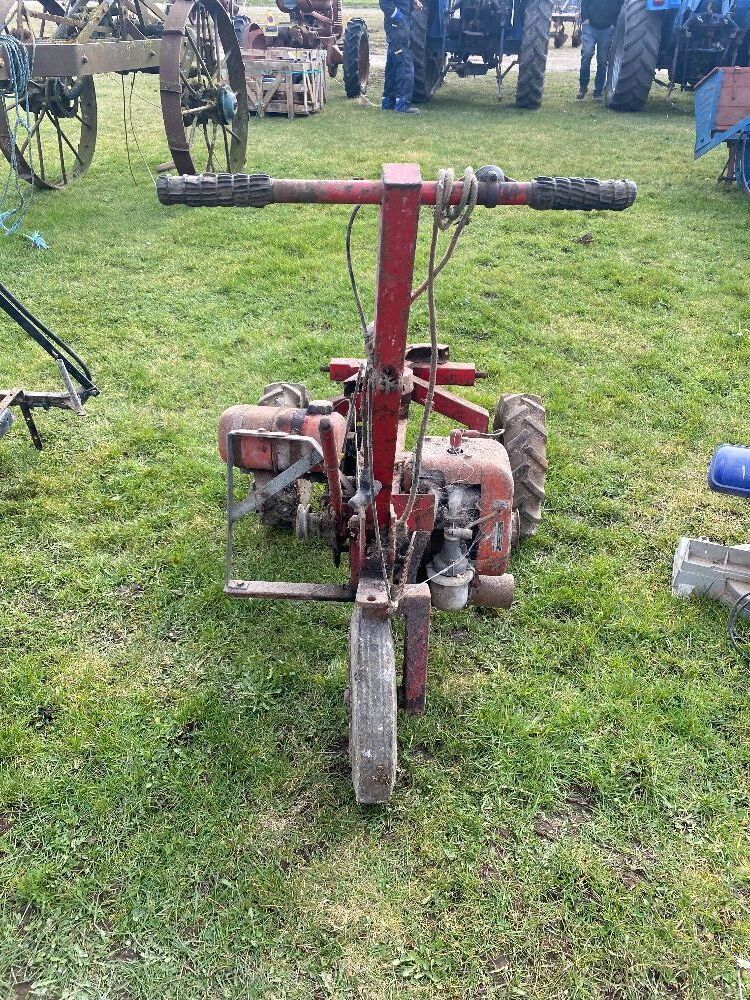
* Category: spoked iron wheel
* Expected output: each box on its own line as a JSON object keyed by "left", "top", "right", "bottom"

{"left": 348, "top": 604, "right": 397, "bottom": 805}
{"left": 0, "top": 0, "right": 97, "bottom": 188}
{"left": 160, "top": 0, "right": 248, "bottom": 175}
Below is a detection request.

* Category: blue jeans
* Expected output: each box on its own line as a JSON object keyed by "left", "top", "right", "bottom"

{"left": 579, "top": 22, "right": 614, "bottom": 94}
{"left": 383, "top": 15, "right": 414, "bottom": 104}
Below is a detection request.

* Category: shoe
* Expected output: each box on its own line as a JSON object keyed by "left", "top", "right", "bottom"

{"left": 381, "top": 97, "right": 396, "bottom": 110}
{"left": 395, "top": 99, "right": 421, "bottom": 114}
{"left": 576, "top": 87, "right": 586, "bottom": 100}
{"left": 593, "top": 91, "right": 602, "bottom": 100}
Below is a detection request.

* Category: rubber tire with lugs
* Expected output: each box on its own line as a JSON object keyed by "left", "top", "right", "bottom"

{"left": 493, "top": 393, "right": 547, "bottom": 540}
{"left": 515, "top": 0, "right": 553, "bottom": 109}
{"left": 343, "top": 18, "right": 370, "bottom": 97}
{"left": 411, "top": 1, "right": 445, "bottom": 103}
{"left": 604, "top": 0, "right": 661, "bottom": 112}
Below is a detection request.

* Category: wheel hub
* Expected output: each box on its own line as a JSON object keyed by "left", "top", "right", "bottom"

{"left": 217, "top": 83, "right": 237, "bottom": 124}
{"left": 44, "top": 78, "right": 81, "bottom": 119}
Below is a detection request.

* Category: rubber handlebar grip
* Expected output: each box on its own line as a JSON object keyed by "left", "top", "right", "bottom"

{"left": 529, "top": 176, "right": 637, "bottom": 211}
{"left": 156, "top": 172, "right": 273, "bottom": 208}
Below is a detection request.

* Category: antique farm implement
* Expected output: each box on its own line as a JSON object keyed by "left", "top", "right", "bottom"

{"left": 0, "top": 279, "right": 97, "bottom": 446}
{"left": 158, "top": 164, "right": 636, "bottom": 803}
{"left": 694, "top": 67, "right": 750, "bottom": 197}
{"left": 234, "top": 0, "right": 370, "bottom": 99}
{"left": 0, "top": 0, "right": 247, "bottom": 189}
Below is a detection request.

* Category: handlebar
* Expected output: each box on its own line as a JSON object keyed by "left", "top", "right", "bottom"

{"left": 156, "top": 172, "right": 637, "bottom": 213}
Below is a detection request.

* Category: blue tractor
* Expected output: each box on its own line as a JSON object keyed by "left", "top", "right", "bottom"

{"left": 411, "top": 0, "right": 554, "bottom": 107}
{"left": 605, "top": 0, "right": 750, "bottom": 111}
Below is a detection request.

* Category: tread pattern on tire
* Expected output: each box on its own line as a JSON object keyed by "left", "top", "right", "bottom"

{"left": 349, "top": 606, "right": 397, "bottom": 805}
{"left": 343, "top": 18, "right": 369, "bottom": 98}
{"left": 494, "top": 393, "right": 548, "bottom": 540}
{"left": 605, "top": 0, "right": 661, "bottom": 112}
{"left": 516, "top": 0, "right": 553, "bottom": 109}
{"left": 412, "top": 2, "right": 442, "bottom": 103}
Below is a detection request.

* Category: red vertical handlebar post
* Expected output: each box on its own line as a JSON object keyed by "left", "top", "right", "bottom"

{"left": 369, "top": 164, "right": 423, "bottom": 528}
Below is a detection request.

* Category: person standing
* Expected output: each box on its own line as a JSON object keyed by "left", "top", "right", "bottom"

{"left": 576, "top": 0, "right": 622, "bottom": 100}
{"left": 380, "top": 0, "right": 423, "bottom": 113}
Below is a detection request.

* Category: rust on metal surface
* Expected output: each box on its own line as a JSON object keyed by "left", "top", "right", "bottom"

{"left": 0, "top": 0, "right": 248, "bottom": 188}
{"left": 225, "top": 580, "right": 354, "bottom": 601}
{"left": 0, "top": 39, "right": 162, "bottom": 78}
{"left": 355, "top": 574, "right": 390, "bottom": 620}
{"left": 469, "top": 573, "right": 515, "bottom": 609}
{"left": 218, "top": 403, "right": 347, "bottom": 471}
{"left": 397, "top": 582, "right": 431, "bottom": 715}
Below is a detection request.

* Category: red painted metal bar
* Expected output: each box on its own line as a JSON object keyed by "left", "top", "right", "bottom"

{"left": 370, "top": 164, "right": 423, "bottom": 527}
{"left": 327, "top": 358, "right": 480, "bottom": 386}
{"left": 271, "top": 178, "right": 534, "bottom": 207}
{"left": 410, "top": 362, "right": 480, "bottom": 385}
{"left": 399, "top": 583, "right": 431, "bottom": 715}
{"left": 411, "top": 377, "right": 490, "bottom": 433}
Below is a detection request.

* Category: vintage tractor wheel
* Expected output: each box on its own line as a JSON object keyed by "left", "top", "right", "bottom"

{"left": 343, "top": 18, "right": 370, "bottom": 97}
{"left": 411, "top": 1, "right": 445, "bottom": 103}
{"left": 493, "top": 393, "right": 547, "bottom": 540}
{"left": 0, "top": 0, "right": 97, "bottom": 188}
{"left": 604, "top": 0, "right": 661, "bottom": 112}
{"left": 516, "top": 0, "right": 553, "bottom": 109}
{"left": 348, "top": 605, "right": 397, "bottom": 804}
{"left": 160, "top": 0, "right": 248, "bottom": 174}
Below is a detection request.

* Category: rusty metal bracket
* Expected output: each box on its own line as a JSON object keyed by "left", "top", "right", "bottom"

{"left": 397, "top": 582, "right": 431, "bottom": 714}
{"left": 225, "top": 428, "right": 324, "bottom": 585}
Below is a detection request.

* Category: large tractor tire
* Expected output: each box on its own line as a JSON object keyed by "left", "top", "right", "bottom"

{"left": 343, "top": 18, "right": 370, "bottom": 97}
{"left": 493, "top": 393, "right": 547, "bottom": 540}
{"left": 412, "top": 3, "right": 445, "bottom": 103}
{"left": 605, "top": 0, "right": 661, "bottom": 111}
{"left": 516, "top": 0, "right": 553, "bottom": 109}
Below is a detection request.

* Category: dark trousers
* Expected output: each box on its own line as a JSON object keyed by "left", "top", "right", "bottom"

{"left": 579, "top": 22, "right": 614, "bottom": 93}
{"left": 383, "top": 15, "right": 414, "bottom": 103}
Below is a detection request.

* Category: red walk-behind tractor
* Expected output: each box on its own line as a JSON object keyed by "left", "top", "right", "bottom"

{"left": 157, "top": 165, "right": 636, "bottom": 803}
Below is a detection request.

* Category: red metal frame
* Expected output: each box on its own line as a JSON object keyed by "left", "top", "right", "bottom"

{"left": 224, "top": 165, "right": 506, "bottom": 713}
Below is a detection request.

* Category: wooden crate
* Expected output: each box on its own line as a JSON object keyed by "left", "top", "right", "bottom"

{"left": 713, "top": 67, "right": 750, "bottom": 132}
{"left": 241, "top": 47, "right": 327, "bottom": 118}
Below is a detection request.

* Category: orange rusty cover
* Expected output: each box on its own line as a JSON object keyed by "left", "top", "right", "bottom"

{"left": 715, "top": 67, "right": 750, "bottom": 132}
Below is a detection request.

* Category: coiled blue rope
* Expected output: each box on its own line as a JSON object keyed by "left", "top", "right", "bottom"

{"left": 0, "top": 29, "right": 47, "bottom": 247}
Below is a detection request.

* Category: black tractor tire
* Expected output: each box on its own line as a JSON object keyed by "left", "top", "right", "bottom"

{"left": 516, "top": 0, "right": 553, "bottom": 109}
{"left": 604, "top": 0, "right": 661, "bottom": 111}
{"left": 343, "top": 18, "right": 370, "bottom": 97}
{"left": 493, "top": 393, "right": 547, "bottom": 540}
{"left": 412, "top": 2, "right": 445, "bottom": 103}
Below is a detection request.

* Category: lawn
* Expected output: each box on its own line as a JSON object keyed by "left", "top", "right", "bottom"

{"left": 2, "top": 63, "right": 750, "bottom": 1000}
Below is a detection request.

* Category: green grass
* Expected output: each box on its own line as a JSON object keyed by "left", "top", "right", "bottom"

{"left": 2, "top": 68, "right": 750, "bottom": 999}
